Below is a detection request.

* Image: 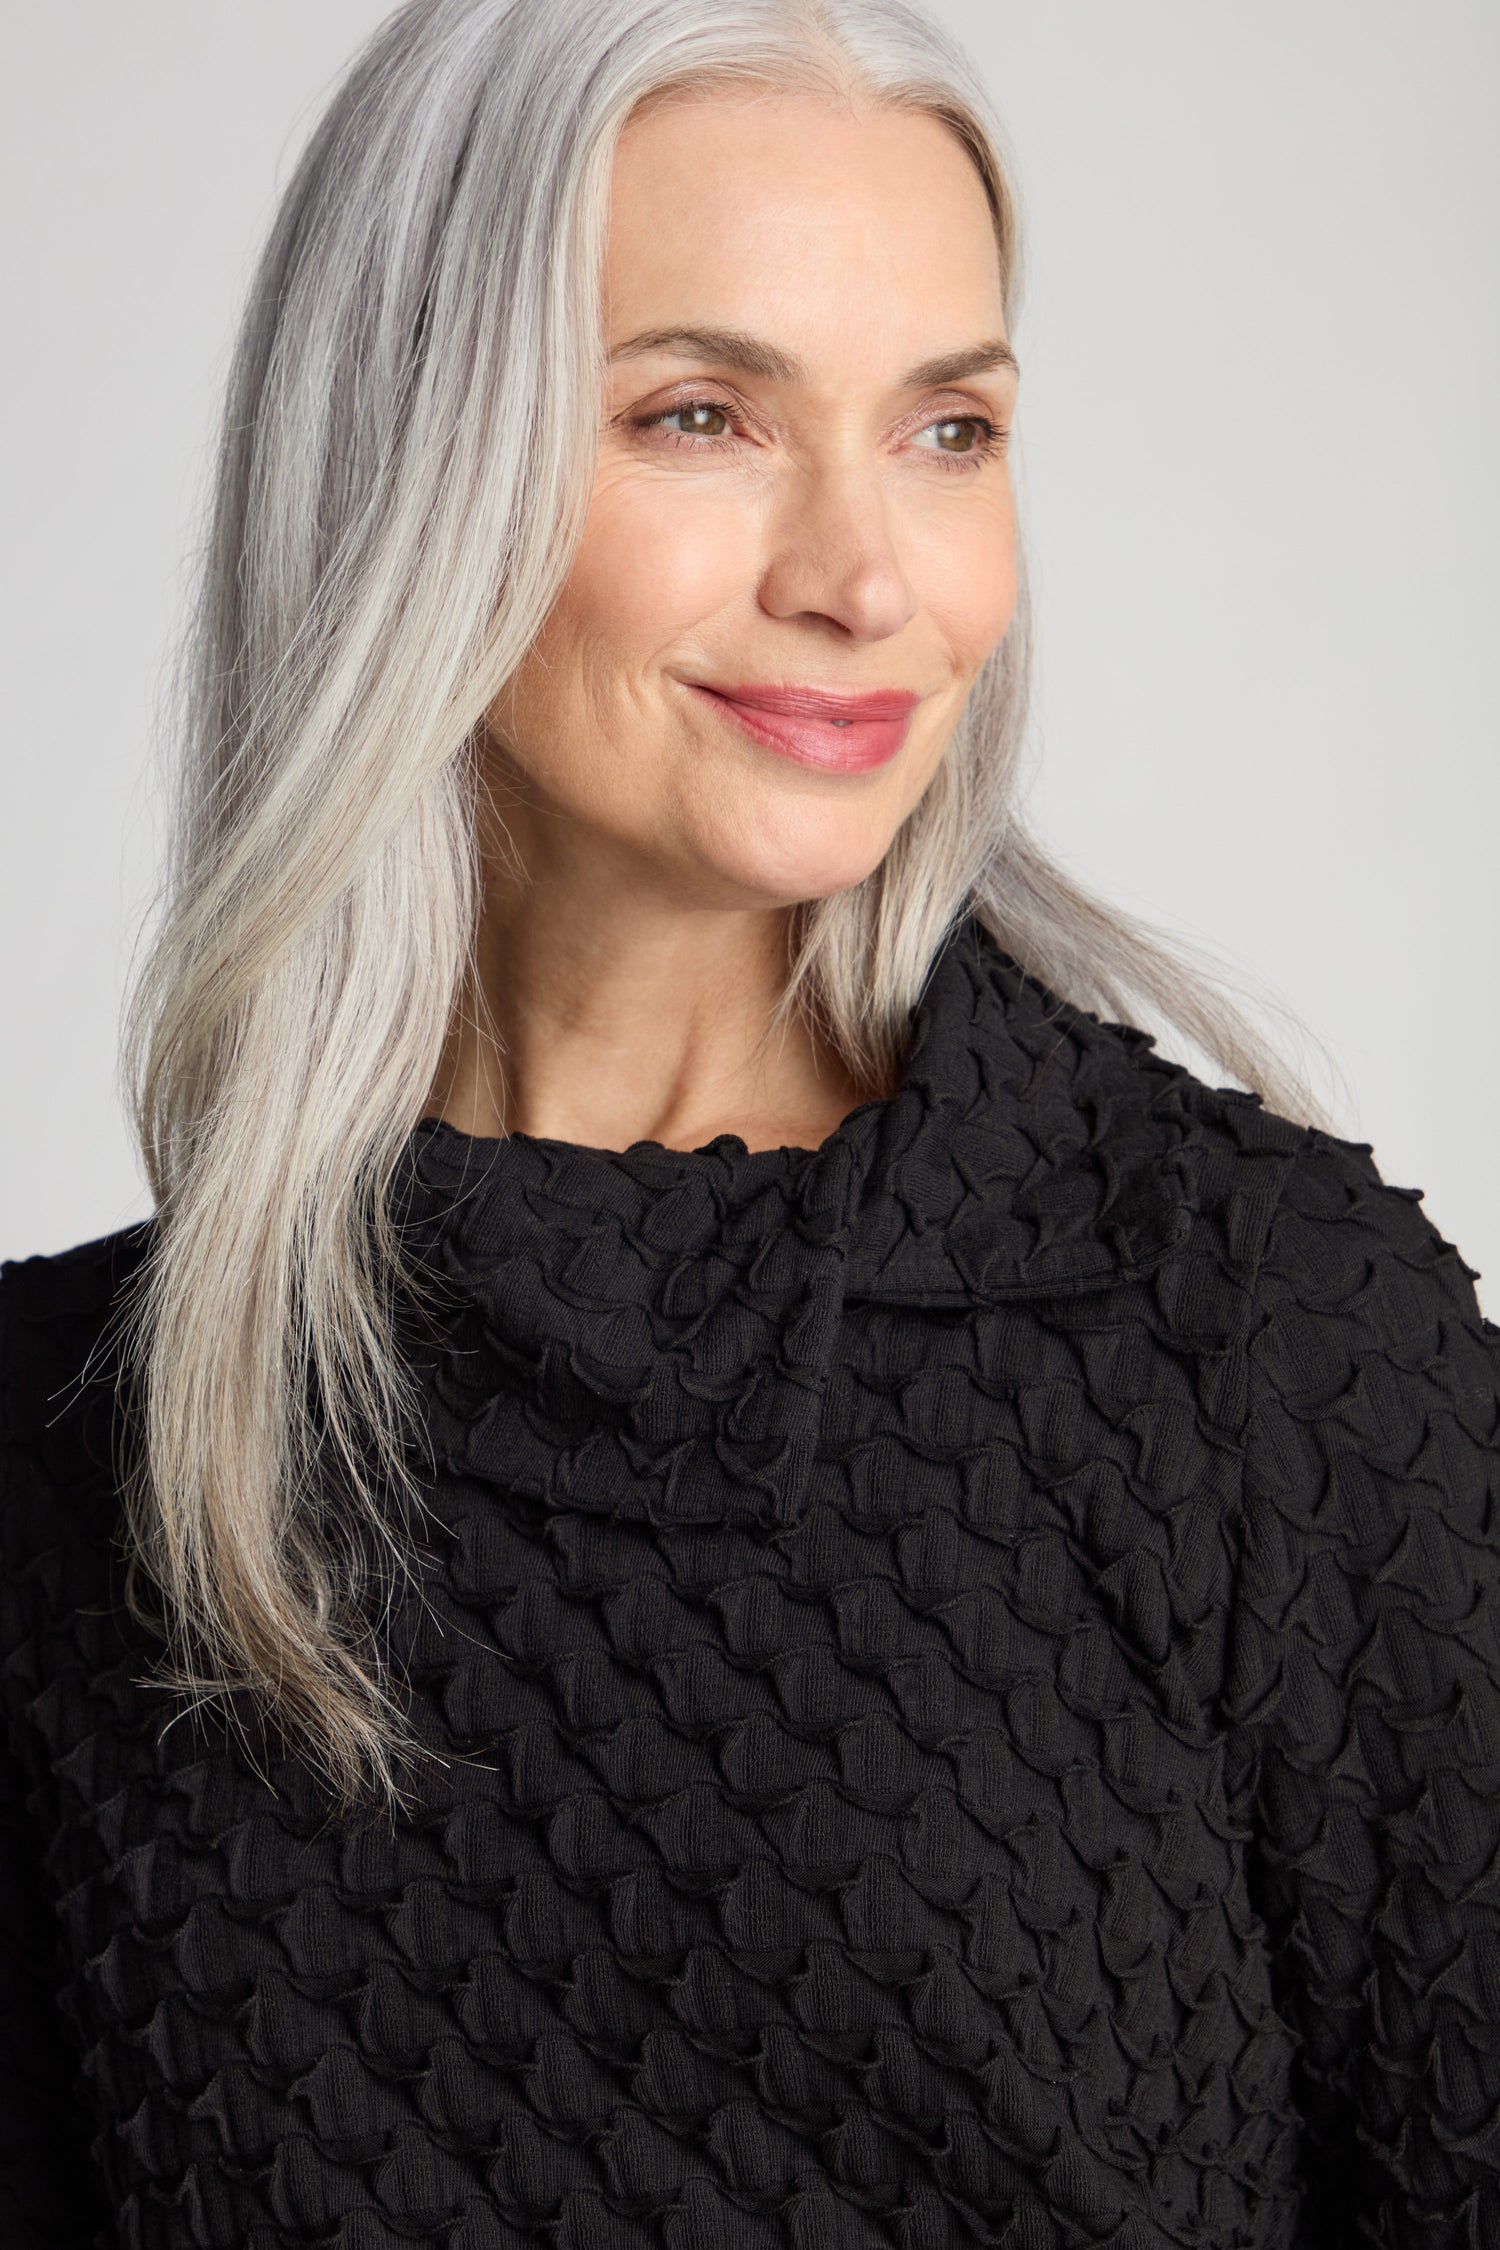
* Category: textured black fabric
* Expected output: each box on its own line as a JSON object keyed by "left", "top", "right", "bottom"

{"left": 3, "top": 911, "right": 1499, "bottom": 2249}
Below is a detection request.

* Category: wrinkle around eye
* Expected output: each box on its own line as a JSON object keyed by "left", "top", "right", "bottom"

{"left": 621, "top": 394, "right": 1008, "bottom": 475}
{"left": 625, "top": 405, "right": 1007, "bottom": 461}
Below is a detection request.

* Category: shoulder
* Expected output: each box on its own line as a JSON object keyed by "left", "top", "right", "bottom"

{"left": 955, "top": 927, "right": 1491, "bottom": 1320}
{"left": 0, "top": 1224, "right": 154, "bottom": 1445}
{"left": 1076, "top": 1012, "right": 1500, "bottom": 1605}
{"left": 1166, "top": 1065, "right": 1492, "bottom": 1359}
{"left": 1004, "top": 941, "right": 1486, "bottom": 1322}
{"left": 1225, "top": 1112, "right": 1499, "bottom": 1498}
{"left": 1068, "top": 998, "right": 1500, "bottom": 1533}
{"left": 0, "top": 1224, "right": 154, "bottom": 1606}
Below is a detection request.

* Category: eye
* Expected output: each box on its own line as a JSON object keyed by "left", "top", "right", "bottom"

{"left": 628, "top": 394, "right": 1006, "bottom": 470}
{"left": 633, "top": 398, "right": 739, "bottom": 449}
{"left": 911, "top": 414, "right": 1006, "bottom": 469}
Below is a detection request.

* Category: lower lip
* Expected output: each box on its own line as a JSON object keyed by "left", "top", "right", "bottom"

{"left": 688, "top": 685, "right": 912, "bottom": 772}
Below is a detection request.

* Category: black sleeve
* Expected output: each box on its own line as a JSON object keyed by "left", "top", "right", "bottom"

{"left": 0, "top": 1730, "right": 112, "bottom": 2246}
{"left": 0, "top": 1259, "right": 114, "bottom": 2247}
{"left": 1225, "top": 1131, "right": 1500, "bottom": 2245}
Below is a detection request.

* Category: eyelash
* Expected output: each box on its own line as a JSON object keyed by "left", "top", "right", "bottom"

{"left": 630, "top": 394, "right": 1006, "bottom": 473}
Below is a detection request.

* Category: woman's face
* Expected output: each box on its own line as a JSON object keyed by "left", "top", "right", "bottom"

{"left": 486, "top": 86, "right": 1019, "bottom": 913}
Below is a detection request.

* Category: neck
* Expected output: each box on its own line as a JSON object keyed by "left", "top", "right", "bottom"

{"left": 428, "top": 879, "right": 875, "bottom": 1156}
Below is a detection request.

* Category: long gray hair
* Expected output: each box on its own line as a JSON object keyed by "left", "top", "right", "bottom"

{"left": 121, "top": 0, "right": 1327, "bottom": 1813}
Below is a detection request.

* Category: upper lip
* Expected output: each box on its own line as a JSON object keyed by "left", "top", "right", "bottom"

{"left": 689, "top": 680, "right": 921, "bottom": 721}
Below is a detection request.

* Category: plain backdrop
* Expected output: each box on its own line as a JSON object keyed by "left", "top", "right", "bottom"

{"left": 3, "top": 2, "right": 1496, "bottom": 1302}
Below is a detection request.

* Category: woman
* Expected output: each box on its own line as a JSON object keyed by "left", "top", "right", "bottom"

{"left": 3, "top": 0, "right": 1496, "bottom": 2242}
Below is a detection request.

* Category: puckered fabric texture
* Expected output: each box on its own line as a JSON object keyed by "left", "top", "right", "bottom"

{"left": 3, "top": 912, "right": 1499, "bottom": 2250}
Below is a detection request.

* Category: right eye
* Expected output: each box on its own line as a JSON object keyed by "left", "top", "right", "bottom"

{"left": 632, "top": 397, "right": 741, "bottom": 449}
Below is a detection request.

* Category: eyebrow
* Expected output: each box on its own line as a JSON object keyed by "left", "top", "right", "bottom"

{"left": 608, "top": 323, "right": 1019, "bottom": 390}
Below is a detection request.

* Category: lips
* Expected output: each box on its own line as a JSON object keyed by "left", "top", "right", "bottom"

{"left": 686, "top": 680, "right": 919, "bottom": 772}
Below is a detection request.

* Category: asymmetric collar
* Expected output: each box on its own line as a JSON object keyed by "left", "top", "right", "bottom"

{"left": 838, "top": 913, "right": 1202, "bottom": 1301}
{"left": 397, "top": 910, "right": 1203, "bottom": 1311}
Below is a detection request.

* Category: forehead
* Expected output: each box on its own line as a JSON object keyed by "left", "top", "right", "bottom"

{"left": 604, "top": 88, "right": 1005, "bottom": 349}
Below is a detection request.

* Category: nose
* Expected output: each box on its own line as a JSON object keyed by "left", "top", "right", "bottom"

{"left": 754, "top": 457, "right": 920, "bottom": 644}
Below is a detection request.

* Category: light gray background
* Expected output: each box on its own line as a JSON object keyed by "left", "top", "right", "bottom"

{"left": 3, "top": 3, "right": 1496, "bottom": 1301}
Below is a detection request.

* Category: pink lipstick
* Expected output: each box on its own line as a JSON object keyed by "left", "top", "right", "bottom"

{"left": 686, "top": 680, "right": 919, "bottom": 772}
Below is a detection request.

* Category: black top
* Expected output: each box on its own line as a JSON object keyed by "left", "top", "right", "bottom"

{"left": 3, "top": 911, "right": 1498, "bottom": 2249}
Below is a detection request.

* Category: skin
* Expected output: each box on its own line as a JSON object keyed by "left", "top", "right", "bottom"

{"left": 432, "top": 84, "right": 1020, "bottom": 1152}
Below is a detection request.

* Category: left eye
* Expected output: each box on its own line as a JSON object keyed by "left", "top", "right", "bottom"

{"left": 914, "top": 416, "right": 992, "bottom": 454}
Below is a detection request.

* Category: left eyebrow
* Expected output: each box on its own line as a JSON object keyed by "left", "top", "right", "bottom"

{"left": 608, "top": 324, "right": 1020, "bottom": 390}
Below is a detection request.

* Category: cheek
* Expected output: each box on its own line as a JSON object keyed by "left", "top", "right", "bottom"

{"left": 919, "top": 491, "right": 1018, "bottom": 666}
{"left": 556, "top": 472, "right": 751, "bottom": 654}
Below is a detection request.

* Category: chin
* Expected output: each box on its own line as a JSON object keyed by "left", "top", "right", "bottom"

{"left": 700, "top": 825, "right": 898, "bottom": 912}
